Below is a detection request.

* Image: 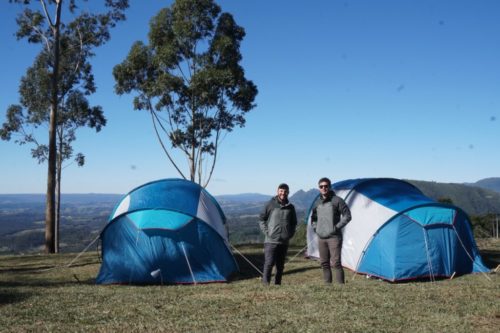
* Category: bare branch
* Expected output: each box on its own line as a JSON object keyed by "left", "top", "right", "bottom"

{"left": 202, "top": 127, "right": 220, "bottom": 188}
{"left": 150, "top": 109, "right": 187, "bottom": 180}
{"left": 146, "top": 97, "right": 187, "bottom": 178}
{"left": 72, "top": 25, "right": 84, "bottom": 75}
{"left": 176, "top": 63, "right": 189, "bottom": 83}
{"left": 152, "top": 107, "right": 190, "bottom": 156}
{"left": 40, "top": 0, "right": 55, "bottom": 28}
{"left": 23, "top": 9, "right": 52, "bottom": 51}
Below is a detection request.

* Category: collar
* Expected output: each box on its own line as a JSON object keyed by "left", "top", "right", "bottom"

{"left": 276, "top": 196, "right": 289, "bottom": 206}
{"left": 321, "top": 190, "right": 335, "bottom": 201}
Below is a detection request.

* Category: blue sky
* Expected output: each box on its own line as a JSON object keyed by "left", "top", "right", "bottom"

{"left": 1, "top": 0, "right": 499, "bottom": 196}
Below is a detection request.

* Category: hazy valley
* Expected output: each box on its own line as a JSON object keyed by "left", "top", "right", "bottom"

{"left": 1, "top": 178, "right": 499, "bottom": 254}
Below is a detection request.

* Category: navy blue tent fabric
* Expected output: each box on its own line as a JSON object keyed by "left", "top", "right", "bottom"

{"left": 306, "top": 178, "right": 490, "bottom": 281}
{"left": 96, "top": 179, "right": 238, "bottom": 285}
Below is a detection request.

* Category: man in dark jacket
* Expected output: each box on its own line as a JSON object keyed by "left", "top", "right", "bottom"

{"left": 311, "top": 177, "right": 352, "bottom": 284}
{"left": 259, "top": 183, "right": 298, "bottom": 285}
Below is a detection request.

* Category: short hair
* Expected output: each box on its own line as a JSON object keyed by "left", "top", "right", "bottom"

{"left": 318, "top": 177, "right": 331, "bottom": 186}
{"left": 278, "top": 183, "right": 289, "bottom": 191}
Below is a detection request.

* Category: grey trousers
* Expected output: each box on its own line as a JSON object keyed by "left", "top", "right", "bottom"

{"left": 262, "top": 242, "right": 289, "bottom": 285}
{"left": 318, "top": 236, "right": 344, "bottom": 284}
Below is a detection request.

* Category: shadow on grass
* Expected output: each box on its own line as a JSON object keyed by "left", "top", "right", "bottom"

{"left": 283, "top": 265, "right": 319, "bottom": 276}
{"left": 0, "top": 277, "right": 96, "bottom": 288}
{"left": 0, "top": 261, "right": 99, "bottom": 274}
{"left": 231, "top": 246, "right": 318, "bottom": 281}
{"left": 232, "top": 252, "right": 264, "bottom": 281}
{"left": 0, "top": 276, "right": 95, "bottom": 305}
{"left": 0, "top": 290, "right": 32, "bottom": 305}
{"left": 480, "top": 249, "right": 500, "bottom": 269}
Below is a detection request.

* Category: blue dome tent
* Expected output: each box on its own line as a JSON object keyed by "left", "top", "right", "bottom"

{"left": 96, "top": 179, "right": 238, "bottom": 284}
{"left": 306, "top": 178, "right": 489, "bottom": 282}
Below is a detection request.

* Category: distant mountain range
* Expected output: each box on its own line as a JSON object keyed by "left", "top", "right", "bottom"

{"left": 1, "top": 177, "right": 499, "bottom": 215}
{"left": 0, "top": 193, "right": 123, "bottom": 206}
{"left": 216, "top": 193, "right": 271, "bottom": 203}
{"left": 218, "top": 177, "right": 500, "bottom": 216}
{"left": 465, "top": 177, "right": 500, "bottom": 193}
{"left": 0, "top": 177, "right": 498, "bottom": 254}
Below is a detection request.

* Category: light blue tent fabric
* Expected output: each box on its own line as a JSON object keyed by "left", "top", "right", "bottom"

{"left": 306, "top": 178, "right": 490, "bottom": 282}
{"left": 96, "top": 179, "right": 238, "bottom": 285}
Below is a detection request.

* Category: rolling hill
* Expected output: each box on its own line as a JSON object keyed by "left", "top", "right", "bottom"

{"left": 469, "top": 177, "right": 500, "bottom": 193}
{"left": 407, "top": 180, "right": 500, "bottom": 216}
{"left": 286, "top": 179, "right": 500, "bottom": 217}
{"left": 1, "top": 178, "right": 499, "bottom": 254}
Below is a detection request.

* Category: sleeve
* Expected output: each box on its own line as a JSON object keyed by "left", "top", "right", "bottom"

{"left": 311, "top": 204, "right": 318, "bottom": 231}
{"left": 290, "top": 206, "right": 298, "bottom": 238}
{"left": 335, "top": 198, "right": 352, "bottom": 230}
{"left": 258, "top": 201, "right": 271, "bottom": 234}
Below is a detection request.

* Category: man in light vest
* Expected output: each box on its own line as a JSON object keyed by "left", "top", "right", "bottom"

{"left": 311, "top": 177, "right": 352, "bottom": 284}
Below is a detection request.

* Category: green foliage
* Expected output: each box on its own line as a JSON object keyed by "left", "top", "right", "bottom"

{"left": 437, "top": 197, "right": 454, "bottom": 204}
{"left": 1, "top": 1, "right": 129, "bottom": 166}
{"left": 0, "top": 242, "right": 499, "bottom": 332}
{"left": 113, "top": 0, "right": 257, "bottom": 186}
{"left": 3, "top": 0, "right": 129, "bottom": 252}
{"left": 472, "top": 214, "right": 500, "bottom": 239}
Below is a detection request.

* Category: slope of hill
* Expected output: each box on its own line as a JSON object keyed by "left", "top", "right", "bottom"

{"left": 216, "top": 193, "right": 271, "bottom": 203}
{"left": 407, "top": 180, "right": 500, "bottom": 216}
{"left": 0, "top": 193, "right": 123, "bottom": 207}
{"left": 0, "top": 194, "right": 121, "bottom": 254}
{"left": 289, "top": 189, "right": 319, "bottom": 211}
{"left": 286, "top": 180, "right": 500, "bottom": 217}
{"left": 1, "top": 180, "right": 498, "bottom": 255}
{"left": 471, "top": 177, "right": 500, "bottom": 193}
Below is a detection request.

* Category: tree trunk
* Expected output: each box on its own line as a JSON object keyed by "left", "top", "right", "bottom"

{"left": 45, "top": 109, "right": 57, "bottom": 253}
{"left": 45, "top": 133, "right": 56, "bottom": 254}
{"left": 189, "top": 156, "right": 195, "bottom": 182}
{"left": 55, "top": 141, "right": 63, "bottom": 253}
{"left": 45, "top": 1, "right": 63, "bottom": 254}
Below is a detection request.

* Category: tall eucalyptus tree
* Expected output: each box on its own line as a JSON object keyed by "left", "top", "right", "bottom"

{"left": 114, "top": 0, "right": 257, "bottom": 187}
{"left": 1, "top": 0, "right": 129, "bottom": 253}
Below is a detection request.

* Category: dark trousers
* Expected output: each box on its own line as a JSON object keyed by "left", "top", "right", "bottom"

{"left": 318, "top": 236, "right": 344, "bottom": 284}
{"left": 262, "top": 242, "right": 289, "bottom": 285}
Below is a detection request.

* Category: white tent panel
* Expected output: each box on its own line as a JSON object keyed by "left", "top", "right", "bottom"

{"left": 197, "top": 190, "right": 228, "bottom": 239}
{"left": 306, "top": 190, "right": 396, "bottom": 271}
{"left": 341, "top": 191, "right": 396, "bottom": 270}
{"left": 110, "top": 194, "right": 130, "bottom": 220}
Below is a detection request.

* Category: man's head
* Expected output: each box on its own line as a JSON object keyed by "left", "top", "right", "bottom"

{"left": 277, "top": 183, "right": 289, "bottom": 202}
{"left": 318, "top": 177, "right": 331, "bottom": 197}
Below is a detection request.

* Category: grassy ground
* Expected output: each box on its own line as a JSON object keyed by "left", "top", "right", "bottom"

{"left": 1, "top": 240, "right": 499, "bottom": 333}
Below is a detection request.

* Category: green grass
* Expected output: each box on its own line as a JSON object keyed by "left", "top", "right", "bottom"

{"left": 1, "top": 240, "right": 499, "bottom": 333}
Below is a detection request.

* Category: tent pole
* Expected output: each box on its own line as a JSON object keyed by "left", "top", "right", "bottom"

{"left": 422, "top": 229, "right": 435, "bottom": 283}
{"left": 181, "top": 242, "right": 197, "bottom": 285}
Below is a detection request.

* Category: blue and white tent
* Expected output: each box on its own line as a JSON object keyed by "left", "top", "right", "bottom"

{"left": 96, "top": 179, "right": 238, "bottom": 285}
{"left": 306, "top": 178, "right": 489, "bottom": 282}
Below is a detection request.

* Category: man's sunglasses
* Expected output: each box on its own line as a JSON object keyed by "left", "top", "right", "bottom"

{"left": 319, "top": 185, "right": 330, "bottom": 189}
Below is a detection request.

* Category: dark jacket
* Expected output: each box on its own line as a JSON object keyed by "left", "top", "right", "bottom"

{"left": 259, "top": 196, "right": 298, "bottom": 244}
{"left": 311, "top": 190, "right": 351, "bottom": 239}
